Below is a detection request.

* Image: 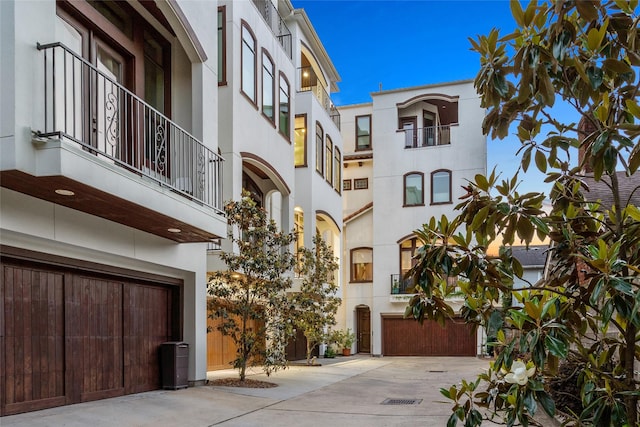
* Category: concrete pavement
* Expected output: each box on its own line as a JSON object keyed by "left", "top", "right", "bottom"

{"left": 2, "top": 356, "right": 496, "bottom": 426}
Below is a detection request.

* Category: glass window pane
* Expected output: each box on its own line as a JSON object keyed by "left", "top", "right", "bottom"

{"left": 356, "top": 115, "right": 371, "bottom": 150}
{"left": 279, "top": 75, "right": 289, "bottom": 135}
{"left": 316, "top": 123, "right": 323, "bottom": 175}
{"left": 405, "top": 173, "right": 423, "bottom": 205}
{"left": 241, "top": 27, "right": 255, "bottom": 102}
{"left": 294, "top": 115, "right": 306, "bottom": 166}
{"left": 262, "top": 54, "right": 273, "bottom": 120}
{"left": 432, "top": 171, "right": 450, "bottom": 203}
{"left": 352, "top": 248, "right": 373, "bottom": 281}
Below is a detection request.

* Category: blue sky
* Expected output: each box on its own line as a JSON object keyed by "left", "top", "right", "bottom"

{"left": 294, "top": 0, "right": 579, "bottom": 196}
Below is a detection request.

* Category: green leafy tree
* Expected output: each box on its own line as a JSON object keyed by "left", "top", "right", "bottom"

{"left": 290, "top": 232, "right": 341, "bottom": 365}
{"left": 407, "top": 1, "right": 640, "bottom": 426}
{"left": 207, "top": 193, "right": 296, "bottom": 381}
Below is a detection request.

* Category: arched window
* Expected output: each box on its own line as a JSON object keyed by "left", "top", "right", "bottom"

{"left": 431, "top": 169, "right": 452, "bottom": 204}
{"left": 350, "top": 247, "right": 373, "bottom": 282}
{"left": 279, "top": 73, "right": 290, "bottom": 138}
{"left": 261, "top": 50, "right": 274, "bottom": 122}
{"left": 403, "top": 172, "right": 424, "bottom": 206}
{"left": 241, "top": 22, "right": 256, "bottom": 104}
{"left": 315, "top": 122, "right": 324, "bottom": 175}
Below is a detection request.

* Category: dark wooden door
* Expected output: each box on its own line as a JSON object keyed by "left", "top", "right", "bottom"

{"left": 285, "top": 328, "right": 318, "bottom": 361}
{"left": 356, "top": 306, "right": 371, "bottom": 353}
{"left": 1, "top": 265, "right": 66, "bottom": 415}
{"left": 382, "top": 316, "right": 476, "bottom": 356}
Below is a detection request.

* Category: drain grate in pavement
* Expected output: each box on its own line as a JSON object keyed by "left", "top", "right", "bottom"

{"left": 428, "top": 370, "right": 446, "bottom": 373}
{"left": 381, "top": 398, "right": 423, "bottom": 405}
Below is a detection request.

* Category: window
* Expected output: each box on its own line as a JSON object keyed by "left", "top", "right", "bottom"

{"left": 431, "top": 170, "right": 452, "bottom": 204}
{"left": 404, "top": 172, "right": 424, "bottom": 206}
{"left": 354, "top": 178, "right": 368, "bottom": 190}
{"left": 400, "top": 237, "right": 421, "bottom": 277}
{"left": 294, "top": 115, "right": 306, "bottom": 167}
{"left": 355, "top": 115, "right": 371, "bottom": 150}
{"left": 261, "top": 50, "right": 274, "bottom": 122}
{"left": 316, "top": 122, "right": 323, "bottom": 175}
{"left": 334, "top": 147, "right": 341, "bottom": 193}
{"left": 294, "top": 209, "right": 304, "bottom": 276}
{"left": 351, "top": 248, "right": 373, "bottom": 282}
{"left": 400, "top": 117, "right": 417, "bottom": 148}
{"left": 217, "top": 6, "right": 226, "bottom": 85}
{"left": 325, "top": 136, "right": 333, "bottom": 185}
{"left": 343, "top": 179, "right": 352, "bottom": 191}
{"left": 279, "top": 73, "right": 290, "bottom": 138}
{"left": 241, "top": 22, "right": 256, "bottom": 104}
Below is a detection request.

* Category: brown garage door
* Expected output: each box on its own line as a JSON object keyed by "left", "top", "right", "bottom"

{"left": 382, "top": 316, "right": 476, "bottom": 356}
{"left": 1, "top": 259, "right": 176, "bottom": 416}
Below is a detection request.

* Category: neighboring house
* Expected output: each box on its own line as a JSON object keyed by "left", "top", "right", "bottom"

{"left": 205, "top": 0, "right": 343, "bottom": 367}
{"left": 339, "top": 81, "right": 487, "bottom": 357}
{"left": 511, "top": 244, "right": 549, "bottom": 294}
{"left": 0, "top": 0, "right": 343, "bottom": 415}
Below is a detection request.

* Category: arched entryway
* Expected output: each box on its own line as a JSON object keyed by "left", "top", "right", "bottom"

{"left": 356, "top": 305, "right": 371, "bottom": 353}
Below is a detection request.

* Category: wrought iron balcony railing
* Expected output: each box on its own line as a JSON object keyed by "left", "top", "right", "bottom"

{"left": 403, "top": 125, "right": 451, "bottom": 149}
{"left": 297, "top": 67, "right": 340, "bottom": 129}
{"left": 37, "top": 42, "right": 224, "bottom": 212}
{"left": 390, "top": 274, "right": 416, "bottom": 295}
{"left": 251, "top": 0, "right": 292, "bottom": 59}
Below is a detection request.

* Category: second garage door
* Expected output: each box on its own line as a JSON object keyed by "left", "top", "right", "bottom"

{"left": 382, "top": 316, "right": 476, "bottom": 356}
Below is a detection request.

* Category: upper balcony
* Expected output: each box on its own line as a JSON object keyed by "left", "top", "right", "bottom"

{"left": 401, "top": 125, "right": 451, "bottom": 149}
{"left": 23, "top": 42, "right": 225, "bottom": 242}
{"left": 297, "top": 67, "right": 340, "bottom": 129}
{"left": 251, "top": 0, "right": 292, "bottom": 59}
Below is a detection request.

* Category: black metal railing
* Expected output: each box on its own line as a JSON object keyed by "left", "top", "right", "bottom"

{"left": 403, "top": 125, "right": 451, "bottom": 148}
{"left": 37, "top": 42, "right": 224, "bottom": 212}
{"left": 297, "top": 67, "right": 340, "bottom": 129}
{"left": 390, "top": 274, "right": 416, "bottom": 294}
{"left": 251, "top": 0, "right": 292, "bottom": 59}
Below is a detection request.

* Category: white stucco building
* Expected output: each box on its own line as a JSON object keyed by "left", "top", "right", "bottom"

{"left": 339, "top": 81, "right": 487, "bottom": 357}
{"left": 1, "top": 0, "right": 343, "bottom": 415}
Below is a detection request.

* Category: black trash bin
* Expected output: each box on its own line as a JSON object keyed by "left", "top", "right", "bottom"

{"left": 161, "top": 341, "right": 189, "bottom": 390}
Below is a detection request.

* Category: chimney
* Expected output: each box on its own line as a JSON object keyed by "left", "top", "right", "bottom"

{"left": 577, "top": 115, "right": 597, "bottom": 174}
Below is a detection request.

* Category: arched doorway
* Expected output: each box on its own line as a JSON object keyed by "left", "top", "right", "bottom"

{"left": 356, "top": 305, "right": 371, "bottom": 353}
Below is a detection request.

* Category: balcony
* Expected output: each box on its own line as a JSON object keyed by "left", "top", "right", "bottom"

{"left": 251, "top": 0, "right": 292, "bottom": 59}
{"left": 390, "top": 274, "right": 416, "bottom": 295}
{"left": 402, "top": 125, "right": 451, "bottom": 149}
{"left": 19, "top": 42, "right": 226, "bottom": 243}
{"left": 298, "top": 67, "right": 341, "bottom": 130}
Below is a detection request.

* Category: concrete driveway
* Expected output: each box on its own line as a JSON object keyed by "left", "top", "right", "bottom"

{"left": 2, "top": 356, "right": 495, "bottom": 426}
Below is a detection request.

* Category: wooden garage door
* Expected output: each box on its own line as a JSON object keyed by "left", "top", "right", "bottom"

{"left": 382, "top": 316, "right": 476, "bottom": 356}
{"left": 1, "top": 260, "right": 175, "bottom": 416}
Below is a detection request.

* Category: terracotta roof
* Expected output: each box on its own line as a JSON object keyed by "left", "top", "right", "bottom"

{"left": 582, "top": 171, "right": 640, "bottom": 209}
{"left": 344, "top": 202, "right": 373, "bottom": 223}
{"left": 344, "top": 152, "right": 373, "bottom": 161}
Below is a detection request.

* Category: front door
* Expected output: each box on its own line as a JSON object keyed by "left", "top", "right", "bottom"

{"left": 356, "top": 306, "right": 371, "bottom": 353}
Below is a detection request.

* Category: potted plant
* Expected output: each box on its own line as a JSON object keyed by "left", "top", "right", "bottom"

{"left": 333, "top": 328, "right": 356, "bottom": 356}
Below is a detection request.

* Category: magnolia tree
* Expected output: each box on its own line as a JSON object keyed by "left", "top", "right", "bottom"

{"left": 290, "top": 232, "right": 341, "bottom": 365}
{"left": 207, "top": 193, "right": 296, "bottom": 381}
{"left": 406, "top": 1, "right": 640, "bottom": 426}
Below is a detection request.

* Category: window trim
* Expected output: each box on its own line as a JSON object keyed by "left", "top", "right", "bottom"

{"left": 403, "top": 171, "right": 424, "bottom": 207}
{"left": 294, "top": 114, "right": 307, "bottom": 167}
{"left": 240, "top": 20, "right": 257, "bottom": 107}
{"left": 325, "top": 135, "right": 333, "bottom": 186}
{"left": 431, "top": 169, "right": 452, "bottom": 205}
{"left": 399, "top": 237, "right": 420, "bottom": 277}
{"left": 315, "top": 122, "right": 324, "bottom": 176}
{"left": 355, "top": 114, "right": 372, "bottom": 151}
{"left": 217, "top": 6, "right": 226, "bottom": 86}
{"left": 278, "top": 72, "right": 291, "bottom": 141}
{"left": 261, "top": 49, "right": 275, "bottom": 125}
{"left": 354, "top": 178, "right": 368, "bottom": 190}
{"left": 350, "top": 247, "right": 373, "bottom": 283}
{"left": 343, "top": 179, "right": 352, "bottom": 191}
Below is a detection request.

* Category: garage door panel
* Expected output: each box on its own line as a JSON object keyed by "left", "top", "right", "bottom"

{"left": 2, "top": 265, "right": 65, "bottom": 415}
{"left": 382, "top": 317, "right": 476, "bottom": 356}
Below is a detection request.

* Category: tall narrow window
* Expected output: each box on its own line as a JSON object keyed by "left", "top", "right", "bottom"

{"left": 400, "top": 117, "right": 417, "bottom": 148}
{"left": 351, "top": 247, "right": 373, "bottom": 282}
{"left": 217, "top": 6, "right": 226, "bottom": 85}
{"left": 431, "top": 170, "right": 452, "bottom": 204}
{"left": 400, "top": 238, "right": 420, "bottom": 277}
{"left": 294, "top": 114, "right": 307, "bottom": 167}
{"left": 333, "top": 147, "right": 341, "bottom": 193}
{"left": 355, "top": 115, "right": 371, "bottom": 151}
{"left": 241, "top": 22, "right": 256, "bottom": 104}
{"left": 279, "top": 73, "right": 290, "bottom": 138}
{"left": 294, "top": 208, "right": 304, "bottom": 276}
{"left": 261, "top": 50, "right": 274, "bottom": 122}
{"left": 404, "top": 172, "right": 424, "bottom": 206}
{"left": 316, "top": 122, "right": 324, "bottom": 175}
{"left": 325, "top": 136, "right": 333, "bottom": 185}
